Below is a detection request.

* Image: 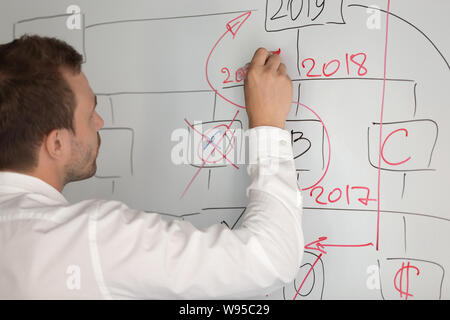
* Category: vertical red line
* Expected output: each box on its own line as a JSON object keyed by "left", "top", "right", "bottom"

{"left": 376, "top": 0, "right": 391, "bottom": 251}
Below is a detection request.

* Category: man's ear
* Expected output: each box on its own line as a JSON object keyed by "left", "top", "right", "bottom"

{"left": 44, "top": 129, "right": 70, "bottom": 160}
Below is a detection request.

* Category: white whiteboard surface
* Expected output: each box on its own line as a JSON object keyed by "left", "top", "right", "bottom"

{"left": 1, "top": 0, "right": 449, "bottom": 299}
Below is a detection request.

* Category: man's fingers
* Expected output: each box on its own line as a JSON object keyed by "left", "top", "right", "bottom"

{"left": 250, "top": 48, "right": 271, "bottom": 67}
{"left": 266, "top": 54, "right": 281, "bottom": 71}
{"left": 278, "top": 63, "right": 287, "bottom": 75}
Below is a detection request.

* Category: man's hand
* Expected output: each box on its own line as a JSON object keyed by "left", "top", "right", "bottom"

{"left": 244, "top": 48, "right": 293, "bottom": 130}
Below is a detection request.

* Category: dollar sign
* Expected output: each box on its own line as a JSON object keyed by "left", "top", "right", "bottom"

{"left": 394, "top": 261, "right": 420, "bottom": 300}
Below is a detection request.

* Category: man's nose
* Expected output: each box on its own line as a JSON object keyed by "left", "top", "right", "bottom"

{"left": 96, "top": 113, "right": 105, "bottom": 130}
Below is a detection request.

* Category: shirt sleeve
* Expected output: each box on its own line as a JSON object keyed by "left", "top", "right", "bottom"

{"left": 92, "top": 126, "right": 304, "bottom": 299}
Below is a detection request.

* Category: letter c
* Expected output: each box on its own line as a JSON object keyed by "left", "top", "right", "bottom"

{"left": 381, "top": 128, "right": 411, "bottom": 166}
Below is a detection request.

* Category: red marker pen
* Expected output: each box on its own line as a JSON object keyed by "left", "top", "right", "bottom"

{"left": 237, "top": 48, "right": 281, "bottom": 79}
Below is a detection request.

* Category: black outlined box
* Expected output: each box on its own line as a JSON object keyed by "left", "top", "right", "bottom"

{"left": 187, "top": 119, "right": 243, "bottom": 169}
{"left": 368, "top": 120, "right": 438, "bottom": 172}
{"left": 95, "top": 128, "right": 134, "bottom": 178}
{"left": 286, "top": 119, "right": 325, "bottom": 173}
{"left": 380, "top": 258, "right": 444, "bottom": 300}
{"left": 265, "top": 0, "right": 345, "bottom": 32}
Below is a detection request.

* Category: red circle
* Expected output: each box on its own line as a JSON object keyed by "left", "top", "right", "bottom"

{"left": 292, "top": 102, "right": 331, "bottom": 191}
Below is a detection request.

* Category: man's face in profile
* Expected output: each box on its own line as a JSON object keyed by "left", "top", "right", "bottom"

{"left": 62, "top": 70, "right": 104, "bottom": 184}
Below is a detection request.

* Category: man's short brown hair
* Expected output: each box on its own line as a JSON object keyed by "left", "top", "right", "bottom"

{"left": 0, "top": 35, "right": 83, "bottom": 171}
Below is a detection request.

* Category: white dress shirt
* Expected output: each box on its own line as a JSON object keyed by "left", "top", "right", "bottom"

{"left": 0, "top": 126, "right": 303, "bottom": 299}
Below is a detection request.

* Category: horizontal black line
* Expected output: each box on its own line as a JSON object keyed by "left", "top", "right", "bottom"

{"left": 372, "top": 119, "right": 437, "bottom": 126}
{"left": 291, "top": 77, "right": 415, "bottom": 82}
{"left": 144, "top": 211, "right": 201, "bottom": 218}
{"left": 192, "top": 119, "right": 243, "bottom": 126}
{"left": 15, "top": 13, "right": 72, "bottom": 24}
{"left": 302, "top": 206, "right": 450, "bottom": 223}
{"left": 202, "top": 207, "right": 246, "bottom": 211}
{"left": 96, "top": 90, "right": 213, "bottom": 96}
{"left": 371, "top": 167, "right": 436, "bottom": 172}
{"left": 190, "top": 165, "right": 227, "bottom": 169}
{"left": 286, "top": 119, "right": 321, "bottom": 122}
{"left": 86, "top": 9, "right": 257, "bottom": 29}
{"left": 223, "top": 77, "right": 415, "bottom": 89}
{"left": 147, "top": 205, "right": 450, "bottom": 224}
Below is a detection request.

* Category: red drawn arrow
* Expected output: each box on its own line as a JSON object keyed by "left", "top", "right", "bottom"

{"left": 205, "top": 11, "right": 252, "bottom": 109}
{"left": 304, "top": 236, "right": 374, "bottom": 254}
{"left": 226, "top": 11, "right": 251, "bottom": 38}
{"left": 293, "top": 237, "right": 373, "bottom": 299}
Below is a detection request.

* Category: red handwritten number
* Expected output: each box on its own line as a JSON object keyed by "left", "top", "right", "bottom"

{"left": 302, "top": 52, "right": 368, "bottom": 77}
{"left": 328, "top": 188, "right": 342, "bottom": 203}
{"left": 221, "top": 67, "right": 233, "bottom": 84}
{"left": 323, "top": 59, "right": 340, "bottom": 77}
{"left": 350, "top": 53, "right": 368, "bottom": 76}
{"left": 235, "top": 69, "right": 245, "bottom": 83}
{"left": 302, "top": 58, "right": 321, "bottom": 78}
{"left": 310, "top": 186, "right": 327, "bottom": 205}
{"left": 309, "top": 185, "right": 376, "bottom": 207}
{"left": 346, "top": 185, "right": 350, "bottom": 205}
{"left": 345, "top": 53, "right": 350, "bottom": 75}
{"left": 351, "top": 186, "right": 376, "bottom": 206}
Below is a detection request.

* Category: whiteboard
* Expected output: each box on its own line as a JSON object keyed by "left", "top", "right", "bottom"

{"left": 2, "top": 0, "right": 449, "bottom": 300}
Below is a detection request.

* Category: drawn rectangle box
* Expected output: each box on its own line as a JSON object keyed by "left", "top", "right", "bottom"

{"left": 188, "top": 120, "right": 243, "bottom": 169}
{"left": 285, "top": 120, "right": 324, "bottom": 173}
{"left": 380, "top": 258, "right": 444, "bottom": 300}
{"left": 13, "top": 13, "right": 86, "bottom": 62}
{"left": 368, "top": 120, "right": 438, "bottom": 172}
{"left": 96, "top": 128, "right": 134, "bottom": 178}
{"left": 94, "top": 96, "right": 115, "bottom": 127}
{"left": 265, "top": 0, "right": 345, "bottom": 32}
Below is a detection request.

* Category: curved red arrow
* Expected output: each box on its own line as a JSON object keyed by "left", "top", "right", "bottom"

{"left": 205, "top": 13, "right": 332, "bottom": 192}
{"left": 205, "top": 11, "right": 252, "bottom": 109}
{"left": 305, "top": 236, "right": 374, "bottom": 254}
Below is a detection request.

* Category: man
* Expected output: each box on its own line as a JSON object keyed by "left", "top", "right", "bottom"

{"left": 0, "top": 35, "right": 303, "bottom": 299}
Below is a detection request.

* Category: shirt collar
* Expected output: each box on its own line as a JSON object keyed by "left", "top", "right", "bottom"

{"left": 0, "top": 171, "right": 69, "bottom": 205}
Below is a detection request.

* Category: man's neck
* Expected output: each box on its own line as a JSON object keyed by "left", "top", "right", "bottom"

{"left": 20, "top": 169, "right": 64, "bottom": 193}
